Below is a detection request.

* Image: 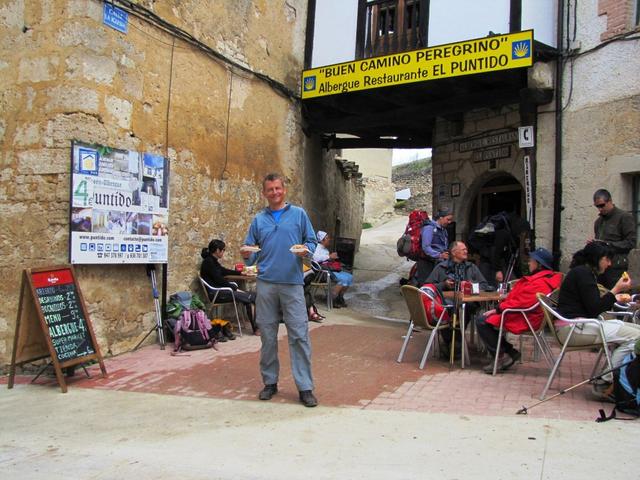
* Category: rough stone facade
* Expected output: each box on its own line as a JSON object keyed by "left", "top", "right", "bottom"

{"left": 361, "top": 175, "right": 395, "bottom": 224}
{"left": 392, "top": 165, "right": 433, "bottom": 214}
{"left": 344, "top": 148, "right": 395, "bottom": 226}
{"left": 431, "top": 103, "right": 526, "bottom": 240}
{"left": 0, "top": 0, "right": 361, "bottom": 367}
{"left": 304, "top": 148, "right": 364, "bottom": 249}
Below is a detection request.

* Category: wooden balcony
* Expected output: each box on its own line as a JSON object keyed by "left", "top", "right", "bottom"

{"left": 357, "top": 0, "right": 428, "bottom": 58}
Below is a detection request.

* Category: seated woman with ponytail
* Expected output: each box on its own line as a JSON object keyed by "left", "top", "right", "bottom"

{"left": 200, "top": 239, "right": 259, "bottom": 336}
{"left": 557, "top": 241, "right": 640, "bottom": 398}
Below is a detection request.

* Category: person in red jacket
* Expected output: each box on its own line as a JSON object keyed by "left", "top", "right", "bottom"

{"left": 475, "top": 247, "right": 562, "bottom": 373}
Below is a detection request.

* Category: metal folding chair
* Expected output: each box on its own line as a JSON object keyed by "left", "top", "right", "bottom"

{"left": 398, "top": 285, "right": 453, "bottom": 369}
{"left": 536, "top": 292, "right": 614, "bottom": 399}
{"left": 491, "top": 301, "right": 555, "bottom": 376}
{"left": 309, "top": 260, "right": 333, "bottom": 310}
{"left": 198, "top": 276, "right": 243, "bottom": 336}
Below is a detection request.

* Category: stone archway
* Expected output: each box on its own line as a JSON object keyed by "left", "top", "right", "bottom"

{"left": 459, "top": 171, "right": 524, "bottom": 240}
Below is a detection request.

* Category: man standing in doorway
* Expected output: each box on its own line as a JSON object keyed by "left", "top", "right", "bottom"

{"left": 242, "top": 173, "right": 319, "bottom": 407}
{"left": 413, "top": 208, "right": 453, "bottom": 285}
{"left": 592, "top": 189, "right": 637, "bottom": 289}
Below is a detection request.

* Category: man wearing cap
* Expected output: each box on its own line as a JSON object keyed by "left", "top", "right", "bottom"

{"left": 413, "top": 207, "right": 453, "bottom": 285}
{"left": 475, "top": 247, "right": 562, "bottom": 373}
{"left": 591, "top": 189, "right": 636, "bottom": 289}
{"left": 313, "top": 230, "right": 353, "bottom": 307}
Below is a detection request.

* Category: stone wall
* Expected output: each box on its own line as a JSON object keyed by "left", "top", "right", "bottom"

{"left": 431, "top": 104, "right": 524, "bottom": 240}
{"left": 344, "top": 148, "right": 394, "bottom": 226}
{"left": 304, "top": 149, "right": 364, "bottom": 249}
{"left": 392, "top": 166, "right": 433, "bottom": 214}
{"left": 361, "top": 175, "right": 395, "bottom": 225}
{"left": 0, "top": 0, "right": 361, "bottom": 367}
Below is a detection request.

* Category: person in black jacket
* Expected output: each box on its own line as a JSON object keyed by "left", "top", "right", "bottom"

{"left": 591, "top": 189, "right": 637, "bottom": 289}
{"left": 200, "top": 239, "right": 258, "bottom": 335}
{"left": 557, "top": 242, "right": 640, "bottom": 393}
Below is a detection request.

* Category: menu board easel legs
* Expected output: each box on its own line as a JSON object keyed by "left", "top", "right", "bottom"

{"left": 10, "top": 266, "right": 107, "bottom": 393}
{"left": 7, "top": 273, "right": 27, "bottom": 390}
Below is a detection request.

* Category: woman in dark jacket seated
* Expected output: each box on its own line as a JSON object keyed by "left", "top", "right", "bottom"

{"left": 200, "top": 239, "right": 259, "bottom": 336}
{"left": 557, "top": 241, "right": 640, "bottom": 394}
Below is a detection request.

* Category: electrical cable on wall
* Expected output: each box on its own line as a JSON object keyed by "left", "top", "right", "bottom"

{"left": 221, "top": 70, "right": 234, "bottom": 180}
{"left": 105, "top": 0, "right": 300, "bottom": 102}
{"left": 165, "top": 37, "right": 176, "bottom": 158}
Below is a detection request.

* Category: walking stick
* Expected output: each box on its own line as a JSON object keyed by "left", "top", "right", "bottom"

{"left": 449, "top": 265, "right": 463, "bottom": 366}
{"left": 515, "top": 358, "right": 634, "bottom": 415}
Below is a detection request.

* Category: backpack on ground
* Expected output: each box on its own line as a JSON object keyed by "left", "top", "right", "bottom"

{"left": 613, "top": 353, "right": 640, "bottom": 416}
{"left": 166, "top": 291, "right": 206, "bottom": 319}
{"left": 173, "top": 308, "right": 217, "bottom": 351}
{"left": 419, "top": 283, "right": 451, "bottom": 326}
{"left": 397, "top": 210, "right": 430, "bottom": 261}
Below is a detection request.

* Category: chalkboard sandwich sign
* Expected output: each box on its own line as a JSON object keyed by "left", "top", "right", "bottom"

{"left": 8, "top": 265, "right": 107, "bottom": 393}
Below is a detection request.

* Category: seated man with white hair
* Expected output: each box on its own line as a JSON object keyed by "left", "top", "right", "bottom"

{"left": 313, "top": 230, "right": 353, "bottom": 308}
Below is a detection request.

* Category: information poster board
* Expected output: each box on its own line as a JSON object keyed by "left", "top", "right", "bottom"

{"left": 8, "top": 266, "right": 107, "bottom": 393}
{"left": 70, "top": 141, "right": 170, "bottom": 264}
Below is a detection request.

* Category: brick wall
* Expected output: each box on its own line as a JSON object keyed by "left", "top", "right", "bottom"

{"left": 598, "top": 0, "right": 636, "bottom": 40}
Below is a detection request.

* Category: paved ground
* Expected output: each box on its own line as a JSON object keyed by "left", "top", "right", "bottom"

{"left": 2, "top": 216, "right": 639, "bottom": 479}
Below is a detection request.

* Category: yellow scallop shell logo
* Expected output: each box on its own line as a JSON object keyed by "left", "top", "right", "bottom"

{"left": 512, "top": 40, "right": 531, "bottom": 59}
{"left": 303, "top": 76, "right": 316, "bottom": 91}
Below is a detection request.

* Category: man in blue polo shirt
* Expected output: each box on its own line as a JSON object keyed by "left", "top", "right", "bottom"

{"left": 241, "top": 173, "right": 318, "bottom": 407}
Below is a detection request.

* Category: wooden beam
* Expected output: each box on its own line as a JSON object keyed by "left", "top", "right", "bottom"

{"left": 355, "top": 0, "right": 367, "bottom": 59}
{"left": 509, "top": 0, "right": 522, "bottom": 33}
{"left": 304, "top": 0, "right": 316, "bottom": 69}
{"left": 307, "top": 87, "right": 521, "bottom": 132}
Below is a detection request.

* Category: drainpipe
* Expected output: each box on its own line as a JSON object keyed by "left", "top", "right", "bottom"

{"left": 551, "top": 0, "right": 564, "bottom": 269}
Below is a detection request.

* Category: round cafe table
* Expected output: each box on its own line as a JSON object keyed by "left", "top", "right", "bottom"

{"left": 442, "top": 291, "right": 504, "bottom": 367}
{"left": 224, "top": 274, "right": 257, "bottom": 291}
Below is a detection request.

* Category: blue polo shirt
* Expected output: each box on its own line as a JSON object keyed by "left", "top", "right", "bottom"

{"left": 244, "top": 204, "right": 316, "bottom": 284}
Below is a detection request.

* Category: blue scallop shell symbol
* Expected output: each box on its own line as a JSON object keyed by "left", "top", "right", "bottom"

{"left": 303, "top": 76, "right": 316, "bottom": 91}
{"left": 512, "top": 40, "right": 531, "bottom": 60}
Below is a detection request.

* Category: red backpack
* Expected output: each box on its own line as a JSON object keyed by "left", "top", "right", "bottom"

{"left": 396, "top": 210, "right": 430, "bottom": 261}
{"left": 419, "top": 284, "right": 451, "bottom": 326}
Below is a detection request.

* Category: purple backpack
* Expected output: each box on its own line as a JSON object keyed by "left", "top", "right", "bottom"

{"left": 174, "top": 309, "right": 216, "bottom": 351}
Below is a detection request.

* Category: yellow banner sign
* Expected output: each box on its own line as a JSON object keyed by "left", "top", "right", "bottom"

{"left": 301, "top": 30, "right": 534, "bottom": 99}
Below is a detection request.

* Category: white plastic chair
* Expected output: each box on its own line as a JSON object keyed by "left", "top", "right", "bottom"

{"left": 198, "top": 276, "right": 243, "bottom": 336}
{"left": 537, "top": 293, "right": 614, "bottom": 399}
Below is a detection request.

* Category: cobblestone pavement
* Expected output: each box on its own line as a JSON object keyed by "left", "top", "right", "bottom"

{"left": 7, "top": 320, "right": 616, "bottom": 422}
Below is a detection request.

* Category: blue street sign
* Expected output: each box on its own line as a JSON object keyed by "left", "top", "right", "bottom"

{"left": 103, "top": 3, "right": 128, "bottom": 34}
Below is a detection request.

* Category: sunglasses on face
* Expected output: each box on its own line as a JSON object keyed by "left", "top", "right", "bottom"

{"left": 594, "top": 203, "right": 606, "bottom": 209}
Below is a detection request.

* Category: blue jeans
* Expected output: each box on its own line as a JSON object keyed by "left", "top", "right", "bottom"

{"left": 331, "top": 270, "right": 353, "bottom": 286}
{"left": 255, "top": 280, "right": 314, "bottom": 391}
